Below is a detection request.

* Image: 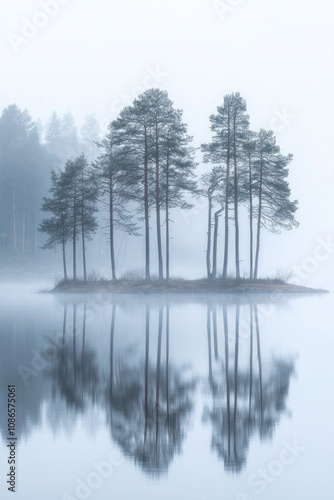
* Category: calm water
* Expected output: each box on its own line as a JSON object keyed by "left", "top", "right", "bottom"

{"left": 0, "top": 285, "right": 333, "bottom": 499}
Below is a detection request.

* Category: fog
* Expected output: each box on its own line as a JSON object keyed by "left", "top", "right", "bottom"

{"left": 1, "top": 0, "right": 334, "bottom": 290}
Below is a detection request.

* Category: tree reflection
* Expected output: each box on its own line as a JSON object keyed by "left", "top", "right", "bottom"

{"left": 47, "top": 303, "right": 99, "bottom": 411}
{"left": 43, "top": 298, "right": 294, "bottom": 475}
{"left": 105, "top": 303, "right": 196, "bottom": 476}
{"left": 205, "top": 303, "right": 295, "bottom": 473}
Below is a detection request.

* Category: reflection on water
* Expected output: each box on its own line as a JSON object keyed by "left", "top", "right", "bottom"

{"left": 105, "top": 304, "right": 196, "bottom": 476}
{"left": 205, "top": 304, "right": 294, "bottom": 472}
{"left": 0, "top": 294, "right": 296, "bottom": 481}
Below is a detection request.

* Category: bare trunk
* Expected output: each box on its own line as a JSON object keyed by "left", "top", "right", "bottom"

{"left": 254, "top": 152, "right": 263, "bottom": 279}
{"left": 144, "top": 124, "right": 150, "bottom": 280}
{"left": 61, "top": 213, "right": 67, "bottom": 280}
{"left": 212, "top": 207, "right": 223, "bottom": 279}
{"left": 223, "top": 109, "right": 231, "bottom": 279}
{"left": 165, "top": 150, "right": 170, "bottom": 281}
{"left": 81, "top": 215, "right": 86, "bottom": 281}
{"left": 206, "top": 193, "right": 213, "bottom": 279}
{"left": 109, "top": 176, "right": 116, "bottom": 280}
{"left": 248, "top": 155, "right": 254, "bottom": 280}
{"left": 81, "top": 170, "right": 87, "bottom": 282}
{"left": 233, "top": 113, "right": 240, "bottom": 280}
{"left": 73, "top": 179, "right": 77, "bottom": 280}
{"left": 155, "top": 119, "right": 163, "bottom": 279}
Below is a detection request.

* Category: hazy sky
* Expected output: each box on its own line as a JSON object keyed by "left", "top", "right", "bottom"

{"left": 1, "top": 0, "right": 334, "bottom": 287}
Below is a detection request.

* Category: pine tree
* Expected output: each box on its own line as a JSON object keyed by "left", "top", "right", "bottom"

{"left": 202, "top": 93, "right": 249, "bottom": 279}
{"left": 113, "top": 89, "right": 197, "bottom": 280}
{"left": 62, "top": 154, "right": 98, "bottom": 280}
{"left": 252, "top": 130, "right": 298, "bottom": 278}
{"left": 39, "top": 170, "right": 70, "bottom": 280}
{"left": 94, "top": 122, "right": 138, "bottom": 280}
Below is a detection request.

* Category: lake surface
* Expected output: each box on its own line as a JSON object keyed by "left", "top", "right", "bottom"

{"left": 0, "top": 284, "right": 333, "bottom": 499}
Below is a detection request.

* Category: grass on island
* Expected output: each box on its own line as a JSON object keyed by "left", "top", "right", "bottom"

{"left": 51, "top": 269, "right": 328, "bottom": 295}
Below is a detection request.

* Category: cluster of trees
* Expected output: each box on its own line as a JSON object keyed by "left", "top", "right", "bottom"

{"left": 202, "top": 93, "right": 298, "bottom": 280}
{"left": 0, "top": 90, "right": 298, "bottom": 280}
{"left": 40, "top": 89, "right": 197, "bottom": 281}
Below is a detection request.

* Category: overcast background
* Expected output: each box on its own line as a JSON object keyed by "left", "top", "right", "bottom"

{"left": 1, "top": 0, "right": 334, "bottom": 289}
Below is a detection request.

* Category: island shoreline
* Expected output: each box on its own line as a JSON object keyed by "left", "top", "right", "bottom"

{"left": 50, "top": 278, "right": 329, "bottom": 295}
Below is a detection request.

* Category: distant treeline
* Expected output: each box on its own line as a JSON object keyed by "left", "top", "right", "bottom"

{"left": 0, "top": 90, "right": 298, "bottom": 280}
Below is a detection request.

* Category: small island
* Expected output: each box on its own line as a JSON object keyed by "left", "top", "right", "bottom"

{"left": 52, "top": 277, "right": 328, "bottom": 295}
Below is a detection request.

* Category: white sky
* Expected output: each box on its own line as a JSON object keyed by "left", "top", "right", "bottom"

{"left": 1, "top": 0, "right": 334, "bottom": 288}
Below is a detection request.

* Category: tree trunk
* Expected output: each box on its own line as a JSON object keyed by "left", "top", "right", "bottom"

{"left": 155, "top": 119, "right": 163, "bottom": 279}
{"left": 212, "top": 207, "right": 223, "bottom": 279}
{"left": 165, "top": 150, "right": 170, "bottom": 281}
{"left": 61, "top": 214, "right": 67, "bottom": 281}
{"left": 254, "top": 152, "right": 263, "bottom": 279}
{"left": 109, "top": 175, "right": 116, "bottom": 280}
{"left": 206, "top": 193, "right": 213, "bottom": 279}
{"left": 81, "top": 211, "right": 86, "bottom": 281}
{"left": 249, "top": 155, "right": 254, "bottom": 280}
{"left": 73, "top": 193, "right": 77, "bottom": 281}
{"left": 233, "top": 112, "right": 240, "bottom": 280}
{"left": 223, "top": 109, "right": 231, "bottom": 279}
{"left": 144, "top": 124, "right": 150, "bottom": 280}
{"left": 81, "top": 168, "right": 87, "bottom": 282}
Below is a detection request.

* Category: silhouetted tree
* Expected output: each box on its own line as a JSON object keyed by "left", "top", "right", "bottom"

{"left": 39, "top": 170, "right": 71, "bottom": 279}
{"left": 94, "top": 122, "right": 139, "bottom": 280}
{"left": 252, "top": 130, "right": 298, "bottom": 278}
